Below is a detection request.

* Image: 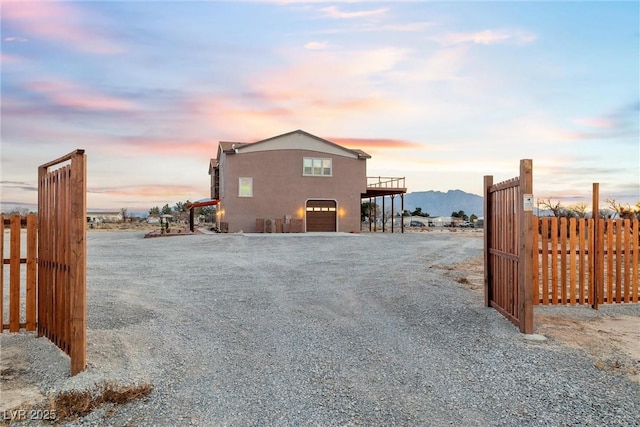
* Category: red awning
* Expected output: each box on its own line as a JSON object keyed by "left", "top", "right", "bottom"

{"left": 186, "top": 199, "right": 220, "bottom": 209}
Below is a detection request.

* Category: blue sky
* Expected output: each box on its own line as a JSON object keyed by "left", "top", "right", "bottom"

{"left": 1, "top": 1, "right": 638, "bottom": 212}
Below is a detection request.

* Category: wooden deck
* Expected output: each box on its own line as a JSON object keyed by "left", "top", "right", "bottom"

{"left": 362, "top": 176, "right": 407, "bottom": 198}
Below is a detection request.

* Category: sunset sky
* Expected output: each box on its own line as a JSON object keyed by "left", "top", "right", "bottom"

{"left": 1, "top": 1, "right": 638, "bottom": 213}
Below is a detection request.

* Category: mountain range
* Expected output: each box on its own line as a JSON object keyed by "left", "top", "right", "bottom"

{"left": 394, "top": 190, "right": 484, "bottom": 218}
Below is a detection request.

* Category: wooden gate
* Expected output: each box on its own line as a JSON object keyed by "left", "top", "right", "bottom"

{"left": 484, "top": 159, "right": 534, "bottom": 334}
{"left": 38, "top": 149, "right": 87, "bottom": 375}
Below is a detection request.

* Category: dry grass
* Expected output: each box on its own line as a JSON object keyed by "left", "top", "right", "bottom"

{"left": 44, "top": 382, "right": 153, "bottom": 422}
{"left": 455, "top": 277, "right": 471, "bottom": 285}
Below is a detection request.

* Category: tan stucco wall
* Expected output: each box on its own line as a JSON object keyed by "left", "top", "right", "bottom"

{"left": 218, "top": 148, "right": 366, "bottom": 233}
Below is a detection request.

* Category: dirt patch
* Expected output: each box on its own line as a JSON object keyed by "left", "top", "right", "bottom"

{"left": 535, "top": 315, "right": 640, "bottom": 383}
{"left": 0, "top": 345, "right": 46, "bottom": 415}
{"left": 433, "top": 255, "right": 484, "bottom": 291}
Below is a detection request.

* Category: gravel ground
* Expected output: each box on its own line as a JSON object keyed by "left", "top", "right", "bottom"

{"left": 2, "top": 230, "right": 639, "bottom": 426}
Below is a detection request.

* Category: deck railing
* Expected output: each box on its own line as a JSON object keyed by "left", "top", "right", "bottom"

{"left": 366, "top": 177, "right": 406, "bottom": 189}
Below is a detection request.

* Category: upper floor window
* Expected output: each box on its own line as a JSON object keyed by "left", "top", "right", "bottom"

{"left": 303, "top": 158, "right": 332, "bottom": 176}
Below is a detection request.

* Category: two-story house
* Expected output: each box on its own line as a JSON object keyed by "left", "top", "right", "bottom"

{"left": 208, "top": 130, "right": 371, "bottom": 233}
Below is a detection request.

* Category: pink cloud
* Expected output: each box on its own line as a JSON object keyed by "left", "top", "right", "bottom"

{"left": 0, "top": 52, "right": 24, "bottom": 64}
{"left": 304, "top": 41, "right": 328, "bottom": 50}
{"left": 320, "top": 6, "right": 388, "bottom": 19}
{"left": 574, "top": 117, "right": 616, "bottom": 129}
{"left": 89, "top": 185, "right": 200, "bottom": 198}
{"left": 431, "top": 29, "right": 536, "bottom": 46}
{"left": 184, "top": 46, "right": 409, "bottom": 138}
{"left": 120, "top": 137, "right": 214, "bottom": 157}
{"left": 2, "top": 1, "right": 124, "bottom": 54}
{"left": 329, "top": 137, "right": 423, "bottom": 151}
{"left": 383, "top": 22, "right": 434, "bottom": 32}
{"left": 25, "top": 79, "right": 138, "bottom": 112}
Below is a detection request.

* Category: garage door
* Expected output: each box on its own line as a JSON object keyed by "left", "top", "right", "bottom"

{"left": 306, "top": 200, "right": 337, "bottom": 232}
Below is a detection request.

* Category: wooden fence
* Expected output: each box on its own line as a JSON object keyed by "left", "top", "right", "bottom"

{"left": 484, "top": 159, "right": 534, "bottom": 334}
{"left": 1, "top": 214, "right": 38, "bottom": 332}
{"left": 534, "top": 217, "right": 639, "bottom": 306}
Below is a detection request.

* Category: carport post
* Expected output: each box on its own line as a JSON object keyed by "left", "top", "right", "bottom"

{"left": 391, "top": 194, "right": 395, "bottom": 233}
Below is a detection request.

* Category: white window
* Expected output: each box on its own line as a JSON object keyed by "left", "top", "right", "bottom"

{"left": 303, "top": 158, "right": 332, "bottom": 176}
{"left": 238, "top": 177, "right": 253, "bottom": 197}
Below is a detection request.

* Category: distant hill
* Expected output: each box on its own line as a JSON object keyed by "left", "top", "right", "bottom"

{"left": 395, "top": 190, "right": 484, "bottom": 218}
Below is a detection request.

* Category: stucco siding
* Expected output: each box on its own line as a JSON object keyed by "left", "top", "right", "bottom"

{"left": 219, "top": 148, "right": 365, "bottom": 233}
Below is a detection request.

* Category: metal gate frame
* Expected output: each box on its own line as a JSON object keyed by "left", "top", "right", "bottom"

{"left": 484, "top": 159, "right": 533, "bottom": 334}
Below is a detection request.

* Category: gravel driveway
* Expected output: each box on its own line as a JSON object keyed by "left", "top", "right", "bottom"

{"left": 2, "top": 231, "right": 639, "bottom": 426}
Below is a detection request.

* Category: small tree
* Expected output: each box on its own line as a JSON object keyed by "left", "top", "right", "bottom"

{"left": 606, "top": 198, "right": 640, "bottom": 220}
{"left": 566, "top": 203, "right": 587, "bottom": 218}
{"left": 411, "top": 207, "right": 429, "bottom": 217}
{"left": 6, "top": 207, "right": 32, "bottom": 218}
{"left": 538, "top": 199, "right": 564, "bottom": 217}
{"left": 149, "top": 206, "right": 160, "bottom": 216}
{"left": 174, "top": 201, "right": 186, "bottom": 213}
{"left": 451, "top": 210, "right": 468, "bottom": 221}
{"left": 199, "top": 206, "right": 216, "bottom": 223}
{"left": 361, "top": 201, "right": 379, "bottom": 222}
{"left": 161, "top": 204, "right": 172, "bottom": 215}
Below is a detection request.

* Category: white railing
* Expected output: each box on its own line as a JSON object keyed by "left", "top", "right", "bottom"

{"left": 366, "top": 176, "right": 406, "bottom": 189}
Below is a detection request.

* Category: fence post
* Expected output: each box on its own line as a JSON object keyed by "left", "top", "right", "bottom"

{"left": 69, "top": 151, "right": 87, "bottom": 375}
{"left": 484, "top": 175, "right": 493, "bottom": 307}
{"left": 518, "top": 159, "right": 533, "bottom": 334}
{"left": 591, "top": 183, "right": 599, "bottom": 309}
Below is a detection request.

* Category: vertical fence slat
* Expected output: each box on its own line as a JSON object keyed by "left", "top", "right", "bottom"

{"left": 597, "top": 218, "right": 605, "bottom": 305}
{"left": 56, "top": 168, "right": 63, "bottom": 346}
{"left": 615, "top": 219, "right": 622, "bottom": 303}
{"left": 606, "top": 219, "right": 613, "bottom": 302}
{"left": 26, "top": 214, "right": 37, "bottom": 331}
{"left": 56, "top": 169, "right": 63, "bottom": 346}
{"left": 633, "top": 219, "right": 639, "bottom": 303}
{"left": 585, "top": 218, "right": 598, "bottom": 308}
{"left": 0, "top": 214, "right": 4, "bottom": 330}
{"left": 63, "top": 166, "right": 71, "bottom": 353}
{"left": 623, "top": 219, "right": 631, "bottom": 302}
{"left": 38, "top": 168, "right": 46, "bottom": 337}
{"left": 541, "top": 217, "right": 549, "bottom": 305}
{"left": 551, "top": 217, "right": 558, "bottom": 303}
{"left": 9, "top": 215, "right": 21, "bottom": 332}
{"left": 569, "top": 218, "right": 577, "bottom": 304}
{"left": 578, "top": 220, "right": 586, "bottom": 304}
{"left": 560, "top": 217, "right": 567, "bottom": 304}
{"left": 532, "top": 221, "right": 539, "bottom": 305}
